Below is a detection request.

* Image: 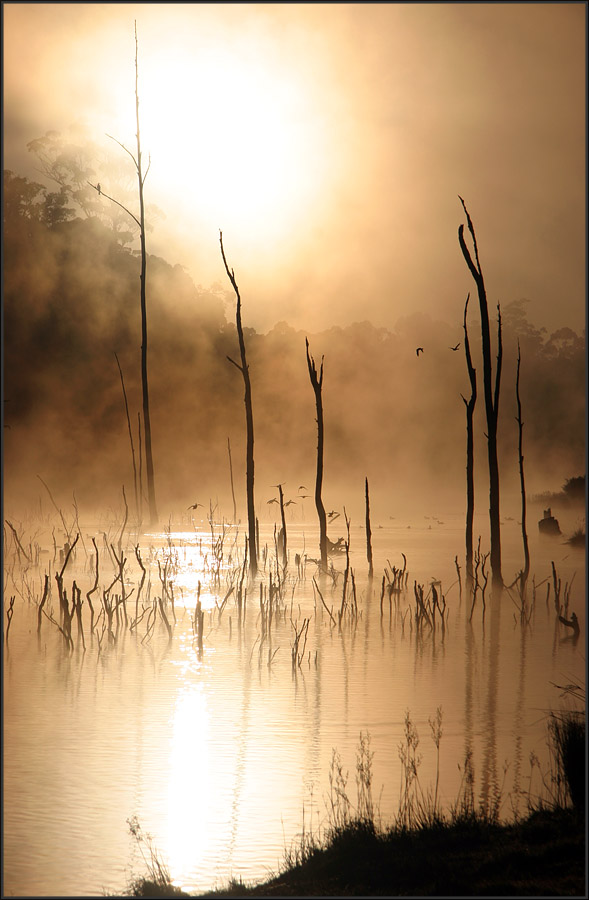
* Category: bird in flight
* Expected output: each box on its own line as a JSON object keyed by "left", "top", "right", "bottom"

{"left": 267, "top": 497, "right": 279, "bottom": 504}
{"left": 327, "top": 510, "right": 340, "bottom": 519}
{"left": 450, "top": 343, "right": 461, "bottom": 351}
{"left": 187, "top": 502, "right": 202, "bottom": 510}
{"left": 416, "top": 347, "right": 424, "bottom": 356}
{"left": 285, "top": 499, "right": 297, "bottom": 507}
{"left": 298, "top": 485, "right": 308, "bottom": 492}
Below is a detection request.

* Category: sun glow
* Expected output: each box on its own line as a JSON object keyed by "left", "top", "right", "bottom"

{"left": 110, "top": 42, "right": 328, "bottom": 244}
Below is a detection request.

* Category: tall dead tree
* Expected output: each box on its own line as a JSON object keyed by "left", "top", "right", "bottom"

{"left": 220, "top": 232, "right": 257, "bottom": 578}
{"left": 306, "top": 338, "right": 328, "bottom": 570}
{"left": 461, "top": 294, "right": 477, "bottom": 587}
{"left": 365, "top": 476, "right": 374, "bottom": 578}
{"left": 515, "top": 340, "right": 530, "bottom": 592}
{"left": 277, "top": 483, "right": 288, "bottom": 568}
{"left": 458, "top": 198, "right": 503, "bottom": 590}
{"left": 90, "top": 22, "right": 158, "bottom": 525}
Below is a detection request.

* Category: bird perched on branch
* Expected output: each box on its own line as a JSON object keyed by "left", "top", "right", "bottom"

{"left": 97, "top": 183, "right": 101, "bottom": 195}
{"left": 416, "top": 347, "right": 424, "bottom": 356}
{"left": 450, "top": 343, "right": 461, "bottom": 351}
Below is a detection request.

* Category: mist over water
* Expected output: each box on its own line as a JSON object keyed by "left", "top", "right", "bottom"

{"left": 3, "top": 510, "right": 585, "bottom": 896}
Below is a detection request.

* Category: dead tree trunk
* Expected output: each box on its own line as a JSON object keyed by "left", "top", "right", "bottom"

{"left": 90, "top": 22, "right": 158, "bottom": 526}
{"left": 461, "top": 294, "right": 477, "bottom": 587}
{"left": 365, "top": 476, "right": 374, "bottom": 578}
{"left": 227, "top": 437, "right": 237, "bottom": 522}
{"left": 458, "top": 197, "right": 503, "bottom": 590}
{"left": 515, "top": 340, "right": 530, "bottom": 591}
{"left": 277, "top": 483, "right": 288, "bottom": 568}
{"left": 306, "top": 338, "right": 328, "bottom": 570}
{"left": 114, "top": 352, "right": 139, "bottom": 521}
{"left": 135, "top": 26, "right": 158, "bottom": 527}
{"left": 220, "top": 232, "right": 257, "bottom": 578}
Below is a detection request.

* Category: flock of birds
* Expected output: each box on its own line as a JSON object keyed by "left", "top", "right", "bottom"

{"left": 416, "top": 343, "right": 461, "bottom": 356}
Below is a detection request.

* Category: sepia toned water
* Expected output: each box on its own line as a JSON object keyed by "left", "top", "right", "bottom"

{"left": 3, "top": 510, "right": 585, "bottom": 896}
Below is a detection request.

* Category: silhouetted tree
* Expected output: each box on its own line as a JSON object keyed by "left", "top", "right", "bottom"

{"left": 461, "top": 293, "right": 477, "bottom": 587}
{"left": 220, "top": 231, "right": 257, "bottom": 578}
{"left": 277, "top": 483, "right": 288, "bottom": 568}
{"left": 515, "top": 340, "right": 530, "bottom": 592}
{"left": 562, "top": 475, "right": 585, "bottom": 504}
{"left": 365, "top": 476, "right": 374, "bottom": 578}
{"left": 88, "top": 22, "right": 158, "bottom": 525}
{"left": 306, "top": 338, "right": 328, "bottom": 570}
{"left": 459, "top": 198, "right": 503, "bottom": 590}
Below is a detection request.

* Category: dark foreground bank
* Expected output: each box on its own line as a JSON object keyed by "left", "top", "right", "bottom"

{"left": 130, "top": 807, "right": 586, "bottom": 897}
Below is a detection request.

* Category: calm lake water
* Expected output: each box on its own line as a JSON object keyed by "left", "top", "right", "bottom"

{"left": 3, "top": 508, "right": 586, "bottom": 896}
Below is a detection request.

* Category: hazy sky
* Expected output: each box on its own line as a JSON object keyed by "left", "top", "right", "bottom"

{"left": 3, "top": 2, "right": 586, "bottom": 335}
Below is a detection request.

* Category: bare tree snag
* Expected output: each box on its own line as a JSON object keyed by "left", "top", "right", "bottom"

{"left": 458, "top": 198, "right": 503, "bottom": 590}
{"left": 306, "top": 338, "right": 328, "bottom": 570}
{"left": 461, "top": 293, "right": 477, "bottom": 587}
{"left": 277, "top": 483, "right": 288, "bottom": 568}
{"left": 227, "top": 437, "right": 237, "bottom": 522}
{"left": 365, "top": 476, "right": 374, "bottom": 578}
{"left": 515, "top": 340, "right": 530, "bottom": 592}
{"left": 134, "top": 23, "right": 158, "bottom": 527}
{"left": 89, "top": 22, "right": 157, "bottom": 525}
{"left": 220, "top": 231, "right": 257, "bottom": 578}
{"left": 114, "top": 352, "right": 139, "bottom": 521}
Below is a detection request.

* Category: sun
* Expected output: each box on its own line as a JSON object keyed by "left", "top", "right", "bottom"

{"left": 108, "top": 42, "right": 329, "bottom": 246}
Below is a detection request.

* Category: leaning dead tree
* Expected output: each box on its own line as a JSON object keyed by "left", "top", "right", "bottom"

{"left": 515, "top": 340, "right": 530, "bottom": 592}
{"left": 89, "top": 22, "right": 158, "bottom": 525}
{"left": 461, "top": 293, "right": 477, "bottom": 587}
{"left": 306, "top": 338, "right": 328, "bottom": 570}
{"left": 220, "top": 231, "right": 257, "bottom": 578}
{"left": 458, "top": 197, "right": 503, "bottom": 590}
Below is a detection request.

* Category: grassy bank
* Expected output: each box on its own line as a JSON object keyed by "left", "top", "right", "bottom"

{"left": 199, "top": 808, "right": 585, "bottom": 897}
{"left": 129, "top": 807, "right": 585, "bottom": 897}
{"left": 126, "top": 712, "right": 586, "bottom": 898}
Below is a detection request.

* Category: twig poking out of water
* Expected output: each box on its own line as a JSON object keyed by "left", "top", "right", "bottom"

{"left": 313, "top": 576, "right": 336, "bottom": 626}
{"left": 5, "top": 596, "right": 15, "bottom": 643}
{"left": 454, "top": 556, "right": 462, "bottom": 601}
{"left": 37, "top": 573, "right": 50, "bottom": 635}
{"left": 5, "top": 520, "right": 31, "bottom": 564}
{"left": 132, "top": 545, "right": 146, "bottom": 629}
{"left": 194, "top": 583, "right": 204, "bottom": 657}
{"left": 291, "top": 617, "right": 310, "bottom": 669}
{"left": 86, "top": 538, "right": 99, "bottom": 634}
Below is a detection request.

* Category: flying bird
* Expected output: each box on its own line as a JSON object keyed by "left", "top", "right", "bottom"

{"left": 327, "top": 510, "right": 340, "bottom": 519}
{"left": 285, "top": 500, "right": 297, "bottom": 507}
{"left": 267, "top": 497, "right": 279, "bottom": 504}
{"left": 298, "top": 485, "right": 308, "bottom": 492}
{"left": 450, "top": 343, "right": 461, "bottom": 351}
{"left": 187, "top": 502, "right": 202, "bottom": 510}
{"left": 416, "top": 347, "right": 424, "bottom": 356}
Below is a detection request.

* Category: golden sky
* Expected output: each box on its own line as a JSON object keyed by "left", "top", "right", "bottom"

{"left": 3, "top": 2, "right": 586, "bottom": 335}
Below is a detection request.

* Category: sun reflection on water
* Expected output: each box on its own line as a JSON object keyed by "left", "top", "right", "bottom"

{"left": 165, "top": 684, "right": 212, "bottom": 889}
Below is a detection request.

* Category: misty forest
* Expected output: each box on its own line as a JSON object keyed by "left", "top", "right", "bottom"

{"left": 3, "top": 23, "right": 586, "bottom": 898}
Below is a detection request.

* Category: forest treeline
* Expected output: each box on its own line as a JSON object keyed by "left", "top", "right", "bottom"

{"left": 3, "top": 169, "right": 585, "bottom": 519}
